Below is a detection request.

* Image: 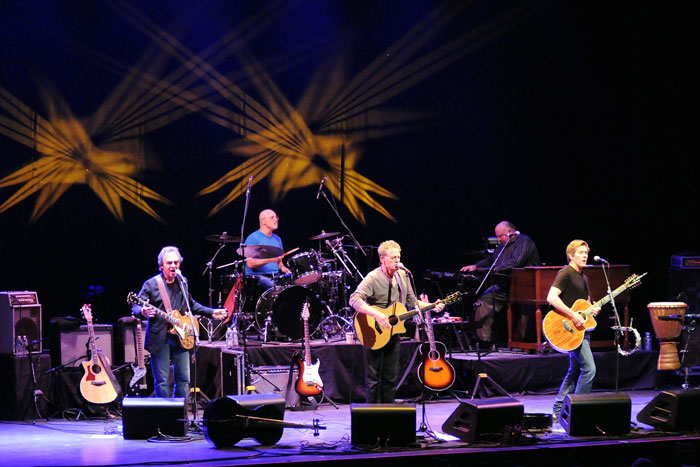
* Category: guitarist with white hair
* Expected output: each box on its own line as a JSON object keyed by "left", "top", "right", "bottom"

{"left": 349, "top": 240, "right": 444, "bottom": 403}
{"left": 132, "top": 246, "right": 227, "bottom": 398}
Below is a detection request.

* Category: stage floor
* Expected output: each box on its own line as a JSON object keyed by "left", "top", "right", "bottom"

{"left": 1, "top": 390, "right": 699, "bottom": 467}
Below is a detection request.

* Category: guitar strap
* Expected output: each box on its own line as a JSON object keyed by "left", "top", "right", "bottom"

{"left": 155, "top": 275, "right": 174, "bottom": 314}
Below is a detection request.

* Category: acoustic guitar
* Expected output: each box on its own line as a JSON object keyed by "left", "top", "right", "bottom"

{"left": 417, "top": 306, "right": 455, "bottom": 391}
{"left": 79, "top": 305, "right": 121, "bottom": 404}
{"left": 543, "top": 273, "right": 646, "bottom": 353}
{"left": 295, "top": 301, "right": 323, "bottom": 397}
{"left": 354, "top": 292, "right": 462, "bottom": 350}
{"left": 126, "top": 292, "right": 198, "bottom": 350}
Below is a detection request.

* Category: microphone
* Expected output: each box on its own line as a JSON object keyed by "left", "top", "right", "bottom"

{"left": 316, "top": 177, "right": 327, "bottom": 199}
{"left": 397, "top": 262, "right": 412, "bottom": 274}
{"left": 176, "top": 269, "right": 187, "bottom": 283}
{"left": 246, "top": 175, "right": 253, "bottom": 194}
{"left": 507, "top": 231, "right": 520, "bottom": 237}
{"left": 593, "top": 256, "right": 609, "bottom": 264}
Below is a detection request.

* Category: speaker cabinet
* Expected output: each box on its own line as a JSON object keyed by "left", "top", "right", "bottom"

{"left": 122, "top": 397, "right": 186, "bottom": 439}
{"left": 560, "top": 392, "right": 631, "bottom": 436}
{"left": 637, "top": 388, "right": 700, "bottom": 432}
{"left": 203, "top": 393, "right": 286, "bottom": 447}
{"left": 441, "top": 397, "right": 524, "bottom": 443}
{"left": 669, "top": 264, "right": 700, "bottom": 366}
{"left": 351, "top": 403, "right": 416, "bottom": 446}
{"left": 247, "top": 365, "right": 299, "bottom": 408}
{"left": 116, "top": 316, "right": 150, "bottom": 365}
{"left": 56, "top": 325, "right": 113, "bottom": 367}
{"left": 0, "top": 292, "right": 42, "bottom": 354}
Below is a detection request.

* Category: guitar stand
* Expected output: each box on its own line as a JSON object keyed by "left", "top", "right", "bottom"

{"left": 470, "top": 372, "right": 511, "bottom": 400}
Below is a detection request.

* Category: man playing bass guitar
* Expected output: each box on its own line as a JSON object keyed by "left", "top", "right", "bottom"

{"left": 546, "top": 239, "right": 598, "bottom": 424}
{"left": 132, "top": 246, "right": 227, "bottom": 398}
{"left": 349, "top": 240, "right": 444, "bottom": 403}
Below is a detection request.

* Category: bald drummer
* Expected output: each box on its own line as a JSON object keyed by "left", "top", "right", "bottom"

{"left": 244, "top": 209, "right": 292, "bottom": 276}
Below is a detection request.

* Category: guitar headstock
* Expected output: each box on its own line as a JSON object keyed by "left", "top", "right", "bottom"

{"left": 301, "top": 300, "right": 310, "bottom": 320}
{"left": 624, "top": 272, "right": 647, "bottom": 291}
{"left": 126, "top": 292, "right": 146, "bottom": 307}
{"left": 441, "top": 292, "right": 463, "bottom": 306}
{"left": 81, "top": 304, "right": 93, "bottom": 322}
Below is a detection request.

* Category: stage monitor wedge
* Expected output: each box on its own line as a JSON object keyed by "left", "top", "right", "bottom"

{"left": 351, "top": 403, "right": 416, "bottom": 447}
{"left": 637, "top": 388, "right": 700, "bottom": 432}
{"left": 441, "top": 397, "right": 524, "bottom": 443}
{"left": 560, "top": 392, "right": 631, "bottom": 436}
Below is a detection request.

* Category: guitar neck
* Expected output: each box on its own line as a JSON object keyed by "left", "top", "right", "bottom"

{"left": 423, "top": 308, "right": 437, "bottom": 353}
{"left": 86, "top": 318, "right": 99, "bottom": 364}
{"left": 592, "top": 281, "right": 631, "bottom": 310}
{"left": 135, "top": 320, "right": 145, "bottom": 368}
{"left": 398, "top": 300, "right": 440, "bottom": 322}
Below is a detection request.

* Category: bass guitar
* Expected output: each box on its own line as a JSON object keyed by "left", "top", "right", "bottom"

{"left": 417, "top": 306, "right": 455, "bottom": 391}
{"left": 354, "top": 292, "right": 462, "bottom": 350}
{"left": 79, "top": 305, "right": 121, "bottom": 404}
{"left": 543, "top": 272, "right": 646, "bottom": 353}
{"left": 128, "top": 318, "right": 148, "bottom": 393}
{"left": 126, "top": 292, "right": 198, "bottom": 350}
{"left": 295, "top": 301, "right": 323, "bottom": 397}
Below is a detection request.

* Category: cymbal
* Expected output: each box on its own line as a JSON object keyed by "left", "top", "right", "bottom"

{"left": 237, "top": 244, "right": 284, "bottom": 259}
{"left": 308, "top": 230, "right": 340, "bottom": 240}
{"left": 205, "top": 233, "right": 241, "bottom": 243}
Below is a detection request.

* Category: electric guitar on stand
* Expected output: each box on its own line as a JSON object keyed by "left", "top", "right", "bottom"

{"left": 128, "top": 318, "right": 149, "bottom": 394}
{"left": 79, "top": 305, "right": 121, "bottom": 404}
{"left": 126, "top": 292, "right": 198, "bottom": 350}
{"left": 295, "top": 301, "right": 323, "bottom": 398}
{"left": 417, "top": 307, "right": 455, "bottom": 391}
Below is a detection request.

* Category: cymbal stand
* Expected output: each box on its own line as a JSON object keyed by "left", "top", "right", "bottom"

{"left": 317, "top": 182, "right": 367, "bottom": 273}
{"left": 325, "top": 237, "right": 364, "bottom": 280}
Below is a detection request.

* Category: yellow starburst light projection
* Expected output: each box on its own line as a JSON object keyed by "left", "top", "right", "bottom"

{"left": 0, "top": 85, "right": 169, "bottom": 222}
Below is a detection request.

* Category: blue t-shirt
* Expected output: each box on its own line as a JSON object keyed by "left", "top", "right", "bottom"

{"left": 244, "top": 230, "right": 283, "bottom": 275}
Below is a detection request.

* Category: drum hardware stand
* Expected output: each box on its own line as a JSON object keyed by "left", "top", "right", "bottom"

{"left": 679, "top": 314, "right": 699, "bottom": 389}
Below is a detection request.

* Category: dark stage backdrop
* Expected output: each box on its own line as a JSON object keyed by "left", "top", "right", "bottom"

{"left": 0, "top": 1, "right": 697, "bottom": 343}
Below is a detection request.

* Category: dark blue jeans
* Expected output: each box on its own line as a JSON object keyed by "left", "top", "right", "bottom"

{"left": 150, "top": 334, "right": 191, "bottom": 398}
{"left": 553, "top": 336, "right": 596, "bottom": 415}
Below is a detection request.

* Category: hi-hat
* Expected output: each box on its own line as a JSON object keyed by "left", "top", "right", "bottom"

{"left": 237, "top": 244, "right": 284, "bottom": 259}
{"left": 205, "top": 233, "right": 241, "bottom": 243}
{"left": 308, "top": 230, "right": 340, "bottom": 240}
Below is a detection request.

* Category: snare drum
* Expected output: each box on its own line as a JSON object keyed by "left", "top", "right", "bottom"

{"left": 647, "top": 301, "right": 687, "bottom": 370}
{"left": 255, "top": 285, "right": 322, "bottom": 340}
{"left": 288, "top": 251, "right": 322, "bottom": 285}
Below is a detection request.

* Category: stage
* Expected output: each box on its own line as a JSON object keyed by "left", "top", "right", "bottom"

{"left": 1, "top": 337, "right": 699, "bottom": 466}
{"left": 1, "top": 390, "right": 699, "bottom": 467}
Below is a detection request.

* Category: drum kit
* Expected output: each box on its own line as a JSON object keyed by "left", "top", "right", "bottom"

{"left": 207, "top": 230, "right": 357, "bottom": 343}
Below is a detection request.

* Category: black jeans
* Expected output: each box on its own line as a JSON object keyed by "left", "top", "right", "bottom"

{"left": 364, "top": 335, "right": 400, "bottom": 403}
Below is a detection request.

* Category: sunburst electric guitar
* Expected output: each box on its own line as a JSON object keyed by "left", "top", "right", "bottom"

{"left": 354, "top": 292, "right": 462, "bottom": 350}
{"left": 79, "top": 305, "right": 121, "bottom": 404}
{"left": 543, "top": 272, "right": 646, "bottom": 353}
{"left": 126, "top": 292, "right": 198, "bottom": 350}
{"left": 417, "top": 307, "right": 455, "bottom": 391}
{"left": 295, "top": 301, "right": 323, "bottom": 397}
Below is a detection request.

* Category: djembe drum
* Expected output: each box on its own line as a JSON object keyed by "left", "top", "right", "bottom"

{"left": 647, "top": 302, "right": 687, "bottom": 370}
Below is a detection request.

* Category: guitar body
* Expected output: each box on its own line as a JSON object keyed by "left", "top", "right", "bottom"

{"left": 417, "top": 341, "right": 455, "bottom": 391}
{"left": 543, "top": 299, "right": 598, "bottom": 353}
{"left": 80, "top": 352, "right": 120, "bottom": 404}
{"left": 295, "top": 358, "right": 323, "bottom": 397}
{"left": 166, "top": 309, "right": 198, "bottom": 350}
{"left": 353, "top": 302, "right": 408, "bottom": 350}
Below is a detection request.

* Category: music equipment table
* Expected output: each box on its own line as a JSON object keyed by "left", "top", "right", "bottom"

{"left": 507, "top": 265, "right": 631, "bottom": 353}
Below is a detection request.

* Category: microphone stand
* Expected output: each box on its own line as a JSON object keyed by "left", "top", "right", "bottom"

{"left": 177, "top": 274, "right": 202, "bottom": 431}
{"left": 202, "top": 240, "right": 227, "bottom": 342}
{"left": 599, "top": 261, "right": 623, "bottom": 392}
{"left": 236, "top": 177, "right": 253, "bottom": 389}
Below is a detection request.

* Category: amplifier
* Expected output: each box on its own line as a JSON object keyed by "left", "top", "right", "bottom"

{"left": 671, "top": 255, "right": 700, "bottom": 269}
{"left": 58, "top": 325, "right": 113, "bottom": 366}
{"left": 0, "top": 291, "right": 42, "bottom": 354}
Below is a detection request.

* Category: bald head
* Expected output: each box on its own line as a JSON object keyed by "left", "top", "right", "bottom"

{"left": 259, "top": 209, "right": 279, "bottom": 234}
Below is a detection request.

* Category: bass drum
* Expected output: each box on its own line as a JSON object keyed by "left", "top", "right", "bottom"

{"left": 255, "top": 286, "right": 322, "bottom": 340}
